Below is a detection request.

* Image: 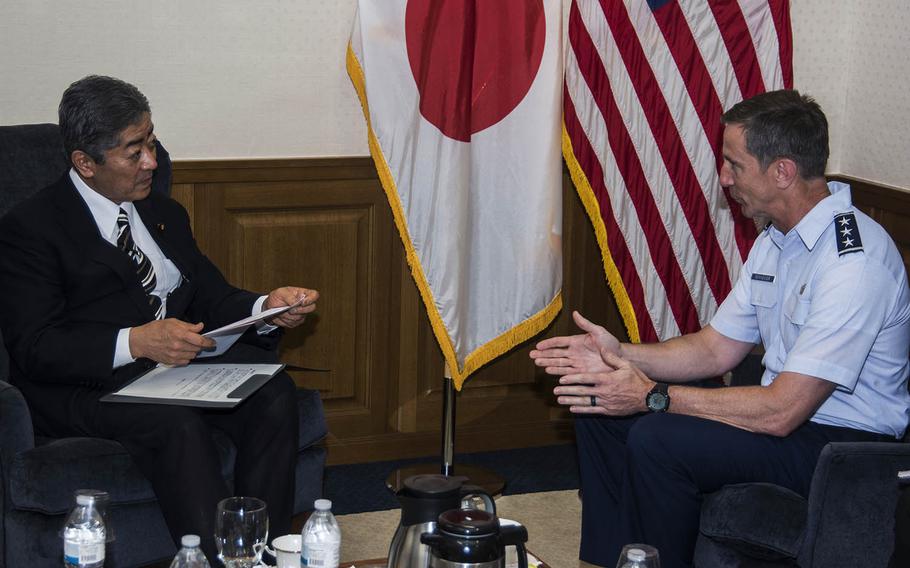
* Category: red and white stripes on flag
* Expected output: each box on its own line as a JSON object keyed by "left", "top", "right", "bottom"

{"left": 563, "top": 0, "right": 792, "bottom": 343}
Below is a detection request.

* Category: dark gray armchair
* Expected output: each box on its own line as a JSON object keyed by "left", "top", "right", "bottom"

{"left": 0, "top": 124, "right": 328, "bottom": 567}
{"left": 694, "top": 355, "right": 910, "bottom": 567}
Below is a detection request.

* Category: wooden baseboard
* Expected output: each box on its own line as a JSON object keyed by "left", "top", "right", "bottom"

{"left": 323, "top": 420, "right": 576, "bottom": 465}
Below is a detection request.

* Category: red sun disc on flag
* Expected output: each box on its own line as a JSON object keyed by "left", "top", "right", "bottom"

{"left": 405, "top": 0, "right": 546, "bottom": 142}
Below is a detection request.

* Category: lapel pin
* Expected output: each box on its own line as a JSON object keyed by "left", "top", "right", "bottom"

{"left": 157, "top": 223, "right": 165, "bottom": 232}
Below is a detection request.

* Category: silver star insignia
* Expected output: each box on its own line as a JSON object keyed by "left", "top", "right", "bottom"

{"left": 843, "top": 237, "right": 854, "bottom": 247}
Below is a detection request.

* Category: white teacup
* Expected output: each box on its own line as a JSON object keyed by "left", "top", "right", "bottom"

{"left": 265, "top": 534, "right": 302, "bottom": 568}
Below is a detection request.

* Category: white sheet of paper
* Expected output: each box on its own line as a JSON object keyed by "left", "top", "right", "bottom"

{"left": 196, "top": 329, "right": 246, "bottom": 359}
{"left": 112, "top": 364, "right": 283, "bottom": 403}
{"left": 197, "top": 298, "right": 305, "bottom": 358}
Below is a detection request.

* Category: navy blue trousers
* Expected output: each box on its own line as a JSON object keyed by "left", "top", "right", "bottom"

{"left": 575, "top": 412, "right": 887, "bottom": 568}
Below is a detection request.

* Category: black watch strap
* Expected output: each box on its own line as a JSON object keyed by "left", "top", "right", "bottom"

{"left": 646, "top": 382, "right": 670, "bottom": 413}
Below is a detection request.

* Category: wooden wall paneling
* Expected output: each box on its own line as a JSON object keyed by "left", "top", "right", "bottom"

{"left": 391, "top": 249, "right": 420, "bottom": 434}
{"left": 173, "top": 159, "right": 396, "bottom": 456}
{"left": 170, "top": 183, "right": 194, "bottom": 230}
{"left": 838, "top": 175, "right": 910, "bottom": 275}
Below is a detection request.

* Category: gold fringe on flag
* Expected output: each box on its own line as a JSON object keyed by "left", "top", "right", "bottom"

{"left": 561, "top": 122, "right": 640, "bottom": 344}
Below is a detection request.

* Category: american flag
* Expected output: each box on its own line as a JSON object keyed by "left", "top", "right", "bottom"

{"left": 563, "top": 0, "right": 792, "bottom": 342}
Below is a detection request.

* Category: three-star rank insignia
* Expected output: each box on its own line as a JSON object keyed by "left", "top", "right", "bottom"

{"left": 834, "top": 212, "right": 863, "bottom": 256}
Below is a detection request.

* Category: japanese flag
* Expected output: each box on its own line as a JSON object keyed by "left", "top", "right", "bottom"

{"left": 348, "top": 0, "right": 564, "bottom": 389}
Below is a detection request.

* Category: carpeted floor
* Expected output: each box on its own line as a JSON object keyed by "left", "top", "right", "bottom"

{"left": 324, "top": 444, "right": 580, "bottom": 515}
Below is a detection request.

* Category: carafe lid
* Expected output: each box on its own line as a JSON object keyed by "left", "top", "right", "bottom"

{"left": 437, "top": 508, "right": 498, "bottom": 537}
{"left": 401, "top": 474, "right": 466, "bottom": 499}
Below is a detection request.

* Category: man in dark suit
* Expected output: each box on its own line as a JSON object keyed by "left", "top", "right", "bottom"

{"left": 0, "top": 75, "right": 319, "bottom": 562}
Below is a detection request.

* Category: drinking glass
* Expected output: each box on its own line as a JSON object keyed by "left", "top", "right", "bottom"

{"left": 615, "top": 543, "right": 660, "bottom": 568}
{"left": 215, "top": 496, "right": 269, "bottom": 568}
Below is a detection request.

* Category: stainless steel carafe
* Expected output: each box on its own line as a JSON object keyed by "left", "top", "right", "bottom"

{"left": 387, "top": 475, "right": 495, "bottom": 568}
{"left": 420, "top": 508, "right": 529, "bottom": 568}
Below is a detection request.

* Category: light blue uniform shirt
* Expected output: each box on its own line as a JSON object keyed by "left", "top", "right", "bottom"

{"left": 711, "top": 182, "right": 910, "bottom": 437}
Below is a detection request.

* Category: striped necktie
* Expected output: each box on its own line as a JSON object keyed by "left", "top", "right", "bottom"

{"left": 116, "top": 208, "right": 164, "bottom": 319}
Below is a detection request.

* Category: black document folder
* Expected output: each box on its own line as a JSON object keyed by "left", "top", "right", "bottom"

{"left": 101, "top": 363, "right": 285, "bottom": 408}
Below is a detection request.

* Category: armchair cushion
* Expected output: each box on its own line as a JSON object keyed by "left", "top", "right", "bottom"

{"left": 0, "top": 124, "right": 68, "bottom": 219}
{"left": 0, "top": 328, "right": 7, "bottom": 382}
{"left": 799, "top": 442, "right": 910, "bottom": 567}
{"left": 697, "top": 441, "right": 910, "bottom": 568}
{"left": 9, "top": 437, "right": 154, "bottom": 514}
{"left": 699, "top": 482, "right": 807, "bottom": 560}
{"left": 0, "top": 123, "right": 170, "bottom": 218}
{"left": 297, "top": 387, "right": 327, "bottom": 448}
{"left": 0, "top": 379, "right": 34, "bottom": 465}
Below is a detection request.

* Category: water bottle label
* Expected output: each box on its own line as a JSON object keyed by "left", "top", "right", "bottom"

{"left": 64, "top": 541, "right": 105, "bottom": 564}
{"left": 301, "top": 543, "right": 339, "bottom": 568}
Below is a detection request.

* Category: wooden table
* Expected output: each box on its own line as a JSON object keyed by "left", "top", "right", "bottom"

{"left": 342, "top": 559, "right": 386, "bottom": 568}
{"left": 343, "top": 549, "right": 551, "bottom": 568}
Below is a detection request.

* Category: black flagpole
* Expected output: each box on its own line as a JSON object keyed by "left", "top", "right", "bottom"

{"left": 440, "top": 372, "right": 456, "bottom": 475}
{"left": 385, "top": 366, "right": 504, "bottom": 496}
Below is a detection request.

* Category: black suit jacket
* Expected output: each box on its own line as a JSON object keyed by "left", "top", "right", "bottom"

{"left": 0, "top": 174, "right": 267, "bottom": 395}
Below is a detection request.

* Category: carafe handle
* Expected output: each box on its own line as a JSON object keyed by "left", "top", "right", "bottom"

{"left": 420, "top": 532, "right": 446, "bottom": 547}
{"left": 501, "top": 524, "right": 530, "bottom": 568}
{"left": 513, "top": 543, "right": 529, "bottom": 568}
{"left": 459, "top": 484, "right": 495, "bottom": 514}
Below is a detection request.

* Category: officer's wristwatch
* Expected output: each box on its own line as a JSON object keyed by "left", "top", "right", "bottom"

{"left": 646, "top": 382, "right": 670, "bottom": 413}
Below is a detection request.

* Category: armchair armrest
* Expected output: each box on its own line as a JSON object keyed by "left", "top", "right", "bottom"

{"left": 0, "top": 380, "right": 35, "bottom": 467}
{"left": 799, "top": 441, "right": 910, "bottom": 567}
{"left": 699, "top": 482, "right": 807, "bottom": 560}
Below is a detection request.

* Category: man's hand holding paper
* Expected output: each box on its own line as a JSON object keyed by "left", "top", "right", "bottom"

{"left": 263, "top": 286, "right": 319, "bottom": 328}
{"left": 198, "top": 287, "right": 319, "bottom": 359}
{"left": 130, "top": 319, "right": 216, "bottom": 367}
{"left": 128, "top": 286, "right": 320, "bottom": 365}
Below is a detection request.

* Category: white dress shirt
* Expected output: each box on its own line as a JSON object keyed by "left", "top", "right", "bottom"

{"left": 69, "top": 169, "right": 270, "bottom": 369}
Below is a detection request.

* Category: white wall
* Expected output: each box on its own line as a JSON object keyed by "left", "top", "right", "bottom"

{"left": 0, "top": 1, "right": 369, "bottom": 159}
{"left": 1, "top": 1, "right": 907, "bottom": 189}
{"left": 791, "top": 0, "right": 910, "bottom": 190}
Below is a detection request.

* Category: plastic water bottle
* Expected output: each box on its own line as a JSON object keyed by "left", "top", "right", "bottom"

{"left": 301, "top": 498, "right": 341, "bottom": 568}
{"left": 619, "top": 547, "right": 648, "bottom": 568}
{"left": 63, "top": 493, "right": 106, "bottom": 568}
{"left": 169, "top": 534, "right": 211, "bottom": 568}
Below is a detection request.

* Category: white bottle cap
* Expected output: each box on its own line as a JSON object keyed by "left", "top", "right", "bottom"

{"left": 76, "top": 494, "right": 94, "bottom": 506}
{"left": 314, "top": 498, "right": 332, "bottom": 511}
{"left": 181, "top": 535, "right": 201, "bottom": 548}
{"left": 627, "top": 548, "right": 646, "bottom": 561}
